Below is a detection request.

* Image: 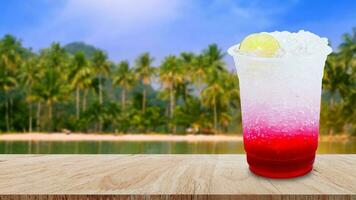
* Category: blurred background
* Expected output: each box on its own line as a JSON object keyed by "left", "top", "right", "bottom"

{"left": 0, "top": 0, "right": 355, "bottom": 154}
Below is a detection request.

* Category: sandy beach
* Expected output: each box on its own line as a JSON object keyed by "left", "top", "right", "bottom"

{"left": 0, "top": 133, "right": 243, "bottom": 142}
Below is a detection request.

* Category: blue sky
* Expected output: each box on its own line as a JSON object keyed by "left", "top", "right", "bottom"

{"left": 0, "top": 0, "right": 355, "bottom": 67}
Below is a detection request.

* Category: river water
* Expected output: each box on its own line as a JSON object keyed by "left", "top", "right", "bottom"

{"left": 0, "top": 140, "right": 355, "bottom": 154}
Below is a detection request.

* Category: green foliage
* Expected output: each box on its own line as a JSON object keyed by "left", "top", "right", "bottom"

{"left": 112, "top": 61, "right": 136, "bottom": 109}
{"left": 134, "top": 52, "right": 155, "bottom": 114}
{"left": 0, "top": 29, "right": 355, "bottom": 135}
{"left": 320, "top": 28, "right": 356, "bottom": 135}
{"left": 64, "top": 42, "right": 98, "bottom": 58}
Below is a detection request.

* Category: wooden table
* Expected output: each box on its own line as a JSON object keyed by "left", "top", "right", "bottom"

{"left": 0, "top": 155, "right": 355, "bottom": 199}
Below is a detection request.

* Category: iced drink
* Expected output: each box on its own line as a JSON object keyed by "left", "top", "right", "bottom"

{"left": 228, "top": 31, "right": 332, "bottom": 178}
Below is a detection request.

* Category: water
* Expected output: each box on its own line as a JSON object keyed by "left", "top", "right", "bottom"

{"left": 0, "top": 140, "right": 355, "bottom": 154}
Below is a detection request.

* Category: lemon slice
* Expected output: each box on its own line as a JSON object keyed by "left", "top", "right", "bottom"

{"left": 239, "top": 33, "right": 280, "bottom": 57}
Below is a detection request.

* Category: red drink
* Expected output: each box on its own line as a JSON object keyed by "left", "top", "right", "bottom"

{"left": 240, "top": 104, "right": 321, "bottom": 178}
{"left": 228, "top": 31, "right": 331, "bottom": 178}
{"left": 244, "top": 125, "right": 318, "bottom": 178}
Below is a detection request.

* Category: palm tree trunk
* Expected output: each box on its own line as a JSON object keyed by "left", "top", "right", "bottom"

{"left": 28, "top": 88, "right": 33, "bottom": 132}
{"left": 48, "top": 103, "right": 53, "bottom": 133}
{"left": 28, "top": 102, "right": 32, "bottom": 132}
{"left": 99, "top": 75, "right": 103, "bottom": 104}
{"left": 184, "top": 85, "right": 188, "bottom": 108}
{"left": 121, "top": 89, "right": 126, "bottom": 110}
{"left": 5, "top": 95, "right": 10, "bottom": 132}
{"left": 213, "top": 95, "right": 218, "bottom": 134}
{"left": 169, "top": 86, "right": 174, "bottom": 118}
{"left": 9, "top": 95, "right": 13, "bottom": 131}
{"left": 183, "top": 85, "right": 189, "bottom": 131}
{"left": 165, "top": 103, "right": 169, "bottom": 117}
{"left": 109, "top": 83, "right": 114, "bottom": 101}
{"left": 142, "top": 87, "right": 146, "bottom": 113}
{"left": 329, "top": 97, "right": 335, "bottom": 136}
{"left": 82, "top": 89, "right": 88, "bottom": 112}
{"left": 36, "top": 102, "right": 41, "bottom": 132}
{"left": 76, "top": 85, "right": 80, "bottom": 119}
{"left": 169, "top": 85, "right": 176, "bottom": 134}
{"left": 98, "top": 75, "right": 103, "bottom": 133}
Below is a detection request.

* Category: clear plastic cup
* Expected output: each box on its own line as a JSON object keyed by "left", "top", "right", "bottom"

{"left": 228, "top": 46, "right": 331, "bottom": 178}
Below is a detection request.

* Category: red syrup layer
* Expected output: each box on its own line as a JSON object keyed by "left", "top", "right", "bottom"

{"left": 243, "top": 127, "right": 318, "bottom": 178}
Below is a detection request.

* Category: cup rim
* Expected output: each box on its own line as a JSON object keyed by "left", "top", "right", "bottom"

{"left": 227, "top": 44, "right": 332, "bottom": 62}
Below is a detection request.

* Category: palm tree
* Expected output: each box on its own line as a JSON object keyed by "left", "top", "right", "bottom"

{"left": 201, "top": 74, "right": 223, "bottom": 133}
{"left": 339, "top": 28, "right": 356, "bottom": 66}
{"left": 179, "top": 52, "right": 195, "bottom": 103}
{"left": 191, "top": 55, "right": 207, "bottom": 87}
{"left": 201, "top": 70, "right": 231, "bottom": 133}
{"left": 33, "top": 43, "right": 69, "bottom": 132}
{"left": 219, "top": 112, "right": 232, "bottom": 132}
{"left": 225, "top": 71, "right": 240, "bottom": 108}
{"left": 69, "top": 51, "right": 92, "bottom": 119}
{"left": 159, "top": 55, "right": 184, "bottom": 133}
{"left": 322, "top": 28, "right": 356, "bottom": 135}
{"left": 112, "top": 61, "right": 135, "bottom": 110}
{"left": 134, "top": 53, "right": 155, "bottom": 113}
{"left": 190, "top": 44, "right": 225, "bottom": 94}
{"left": 221, "top": 72, "right": 240, "bottom": 132}
{"left": 202, "top": 44, "right": 225, "bottom": 73}
{"left": 180, "top": 52, "right": 195, "bottom": 80}
{"left": 200, "top": 44, "right": 226, "bottom": 133}
{"left": 19, "top": 55, "right": 41, "bottom": 132}
{"left": 0, "top": 35, "right": 23, "bottom": 131}
{"left": 339, "top": 28, "right": 356, "bottom": 134}
{"left": 92, "top": 50, "right": 110, "bottom": 105}
{"left": 29, "top": 56, "right": 46, "bottom": 132}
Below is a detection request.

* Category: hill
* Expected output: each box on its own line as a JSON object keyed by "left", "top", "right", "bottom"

{"left": 64, "top": 42, "right": 98, "bottom": 58}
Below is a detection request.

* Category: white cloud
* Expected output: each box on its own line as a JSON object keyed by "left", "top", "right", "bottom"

{"left": 47, "top": 0, "right": 187, "bottom": 48}
{"left": 61, "top": 0, "right": 185, "bottom": 31}
{"left": 22, "top": 0, "right": 297, "bottom": 62}
{"left": 25, "top": 0, "right": 186, "bottom": 52}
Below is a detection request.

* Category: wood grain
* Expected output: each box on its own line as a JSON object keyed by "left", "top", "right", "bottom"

{"left": 0, "top": 155, "right": 355, "bottom": 200}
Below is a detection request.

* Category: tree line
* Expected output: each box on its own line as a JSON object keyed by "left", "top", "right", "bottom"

{"left": 0, "top": 29, "right": 355, "bottom": 135}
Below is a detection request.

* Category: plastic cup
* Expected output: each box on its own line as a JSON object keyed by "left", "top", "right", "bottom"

{"left": 228, "top": 46, "right": 330, "bottom": 178}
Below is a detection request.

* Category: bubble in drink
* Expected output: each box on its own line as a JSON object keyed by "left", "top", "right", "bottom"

{"left": 228, "top": 30, "right": 332, "bottom": 178}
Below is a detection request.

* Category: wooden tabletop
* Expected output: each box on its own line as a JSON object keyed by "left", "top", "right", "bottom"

{"left": 0, "top": 155, "right": 355, "bottom": 200}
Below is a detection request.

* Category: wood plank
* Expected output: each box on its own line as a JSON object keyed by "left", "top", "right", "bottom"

{"left": 0, "top": 155, "right": 355, "bottom": 200}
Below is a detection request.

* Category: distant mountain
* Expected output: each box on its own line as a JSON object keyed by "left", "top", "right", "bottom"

{"left": 64, "top": 42, "right": 98, "bottom": 58}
